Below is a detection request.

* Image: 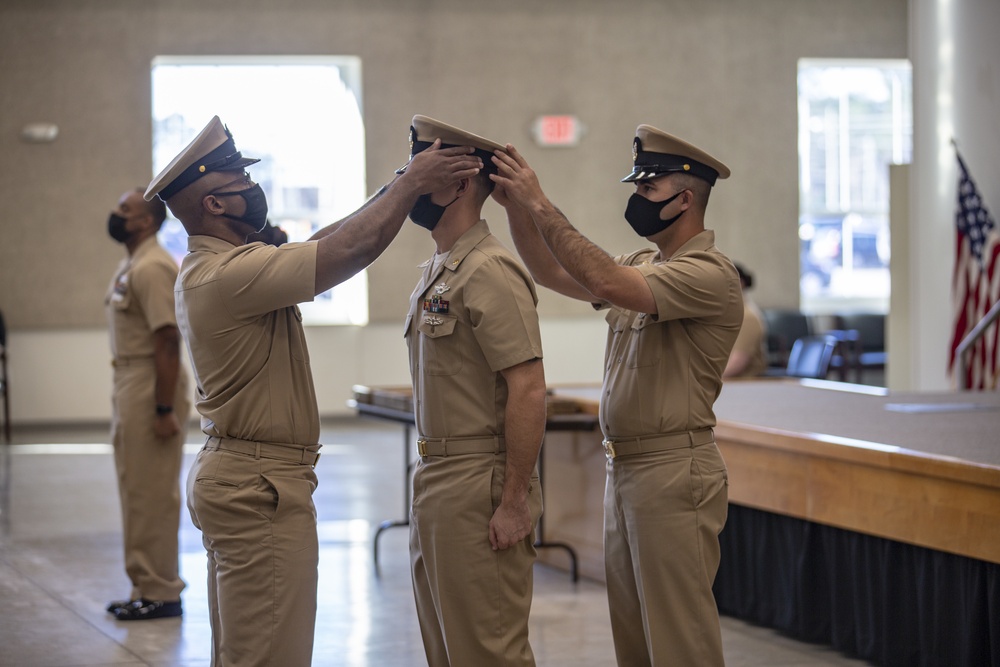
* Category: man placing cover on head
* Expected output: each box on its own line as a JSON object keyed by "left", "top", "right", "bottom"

{"left": 144, "top": 115, "right": 481, "bottom": 667}
{"left": 401, "top": 115, "right": 546, "bottom": 667}
{"left": 491, "top": 125, "right": 742, "bottom": 666}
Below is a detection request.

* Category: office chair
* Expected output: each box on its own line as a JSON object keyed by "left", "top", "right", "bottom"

{"left": 763, "top": 309, "right": 812, "bottom": 368}
{"left": 785, "top": 334, "right": 837, "bottom": 379}
{"left": 836, "top": 313, "right": 886, "bottom": 371}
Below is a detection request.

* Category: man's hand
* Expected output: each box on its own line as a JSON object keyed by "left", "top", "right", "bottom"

{"left": 489, "top": 498, "right": 533, "bottom": 551}
{"left": 490, "top": 180, "right": 513, "bottom": 208}
{"left": 399, "top": 139, "right": 482, "bottom": 195}
{"left": 490, "top": 144, "right": 547, "bottom": 212}
{"left": 154, "top": 412, "right": 181, "bottom": 439}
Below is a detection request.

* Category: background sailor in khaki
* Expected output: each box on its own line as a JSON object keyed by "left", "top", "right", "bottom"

{"left": 492, "top": 125, "right": 742, "bottom": 666}
{"left": 402, "top": 116, "right": 546, "bottom": 667}
{"left": 145, "top": 115, "right": 481, "bottom": 667}
{"left": 724, "top": 263, "right": 768, "bottom": 378}
{"left": 104, "top": 187, "right": 191, "bottom": 621}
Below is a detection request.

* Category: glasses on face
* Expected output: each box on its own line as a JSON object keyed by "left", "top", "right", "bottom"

{"left": 212, "top": 172, "right": 255, "bottom": 196}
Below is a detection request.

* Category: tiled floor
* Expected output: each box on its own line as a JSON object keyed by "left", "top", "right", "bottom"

{"left": 0, "top": 418, "right": 871, "bottom": 666}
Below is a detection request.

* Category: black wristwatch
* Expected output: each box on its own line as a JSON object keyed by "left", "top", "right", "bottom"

{"left": 155, "top": 404, "right": 174, "bottom": 416}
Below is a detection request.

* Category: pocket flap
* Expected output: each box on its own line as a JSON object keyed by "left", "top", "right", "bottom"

{"left": 417, "top": 314, "right": 457, "bottom": 338}
{"left": 605, "top": 307, "right": 628, "bottom": 332}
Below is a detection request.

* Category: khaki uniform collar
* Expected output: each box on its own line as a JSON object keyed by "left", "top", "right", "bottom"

{"left": 416, "top": 219, "right": 491, "bottom": 272}
{"left": 188, "top": 234, "right": 238, "bottom": 254}
{"left": 441, "top": 219, "right": 491, "bottom": 272}
{"left": 665, "top": 229, "right": 715, "bottom": 261}
{"left": 130, "top": 235, "right": 161, "bottom": 261}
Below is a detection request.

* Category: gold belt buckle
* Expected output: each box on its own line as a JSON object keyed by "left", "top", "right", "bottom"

{"left": 417, "top": 439, "right": 428, "bottom": 457}
{"left": 602, "top": 439, "right": 617, "bottom": 460}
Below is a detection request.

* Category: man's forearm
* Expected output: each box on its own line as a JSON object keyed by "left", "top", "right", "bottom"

{"left": 313, "top": 177, "right": 420, "bottom": 293}
{"left": 507, "top": 204, "right": 562, "bottom": 289}
{"left": 528, "top": 199, "right": 619, "bottom": 296}
{"left": 308, "top": 182, "right": 392, "bottom": 242}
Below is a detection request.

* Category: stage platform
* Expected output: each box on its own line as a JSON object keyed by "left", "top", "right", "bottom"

{"left": 351, "top": 380, "right": 1000, "bottom": 666}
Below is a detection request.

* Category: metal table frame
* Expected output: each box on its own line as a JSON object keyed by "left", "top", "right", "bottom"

{"left": 349, "top": 399, "right": 596, "bottom": 582}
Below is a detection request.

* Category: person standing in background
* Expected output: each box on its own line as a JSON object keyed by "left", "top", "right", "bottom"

{"left": 104, "top": 187, "right": 190, "bottom": 621}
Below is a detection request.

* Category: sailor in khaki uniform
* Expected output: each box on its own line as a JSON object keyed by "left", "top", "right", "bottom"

{"left": 144, "top": 116, "right": 482, "bottom": 667}
{"left": 724, "top": 263, "right": 768, "bottom": 378}
{"left": 493, "top": 126, "right": 742, "bottom": 666}
{"left": 104, "top": 188, "right": 190, "bottom": 621}
{"left": 401, "top": 116, "right": 546, "bottom": 667}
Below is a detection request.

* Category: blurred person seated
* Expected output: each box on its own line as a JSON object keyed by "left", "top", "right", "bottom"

{"left": 724, "top": 263, "right": 768, "bottom": 378}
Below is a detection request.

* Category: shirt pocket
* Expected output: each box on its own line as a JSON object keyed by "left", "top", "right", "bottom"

{"left": 627, "top": 314, "right": 661, "bottom": 368}
{"left": 605, "top": 308, "right": 629, "bottom": 371}
{"left": 417, "top": 314, "right": 462, "bottom": 376}
{"left": 289, "top": 305, "right": 310, "bottom": 362}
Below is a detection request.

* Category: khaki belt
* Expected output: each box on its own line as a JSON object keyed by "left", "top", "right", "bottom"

{"left": 205, "top": 436, "right": 322, "bottom": 467}
{"left": 417, "top": 435, "right": 505, "bottom": 457}
{"left": 602, "top": 428, "right": 715, "bottom": 460}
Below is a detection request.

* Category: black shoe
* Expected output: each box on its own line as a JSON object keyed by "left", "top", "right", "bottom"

{"left": 106, "top": 599, "right": 133, "bottom": 614}
{"left": 113, "top": 598, "right": 182, "bottom": 621}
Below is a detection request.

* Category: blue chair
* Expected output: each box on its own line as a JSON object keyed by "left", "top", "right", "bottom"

{"left": 785, "top": 334, "right": 838, "bottom": 379}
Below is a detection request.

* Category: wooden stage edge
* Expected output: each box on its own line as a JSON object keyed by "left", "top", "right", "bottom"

{"left": 714, "top": 420, "right": 1000, "bottom": 565}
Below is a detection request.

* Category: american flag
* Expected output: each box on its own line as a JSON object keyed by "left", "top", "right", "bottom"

{"left": 949, "top": 151, "right": 1000, "bottom": 390}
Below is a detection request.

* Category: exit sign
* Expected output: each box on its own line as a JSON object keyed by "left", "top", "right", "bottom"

{"left": 533, "top": 115, "right": 583, "bottom": 147}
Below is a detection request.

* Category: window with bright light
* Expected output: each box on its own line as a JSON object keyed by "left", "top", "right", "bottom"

{"left": 797, "top": 59, "right": 912, "bottom": 314}
{"left": 151, "top": 56, "right": 368, "bottom": 325}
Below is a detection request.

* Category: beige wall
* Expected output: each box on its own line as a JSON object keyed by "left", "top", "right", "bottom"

{"left": 1, "top": 0, "right": 908, "bottom": 328}
{"left": 1, "top": 0, "right": 921, "bottom": 423}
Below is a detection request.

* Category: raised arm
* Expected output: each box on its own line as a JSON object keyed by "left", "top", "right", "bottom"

{"left": 492, "top": 145, "right": 658, "bottom": 315}
{"left": 492, "top": 183, "right": 598, "bottom": 303}
{"left": 311, "top": 140, "right": 482, "bottom": 295}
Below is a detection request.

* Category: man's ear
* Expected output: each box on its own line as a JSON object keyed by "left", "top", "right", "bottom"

{"left": 202, "top": 194, "right": 226, "bottom": 215}
{"left": 455, "top": 177, "right": 471, "bottom": 197}
{"left": 679, "top": 188, "right": 695, "bottom": 210}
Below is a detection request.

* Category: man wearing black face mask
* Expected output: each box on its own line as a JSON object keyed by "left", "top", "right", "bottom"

{"left": 144, "top": 115, "right": 481, "bottom": 667}
{"left": 491, "top": 125, "right": 741, "bottom": 667}
{"left": 104, "top": 188, "right": 191, "bottom": 621}
{"left": 400, "top": 115, "right": 546, "bottom": 667}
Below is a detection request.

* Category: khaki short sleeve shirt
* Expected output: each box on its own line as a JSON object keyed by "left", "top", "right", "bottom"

{"left": 732, "top": 299, "right": 768, "bottom": 377}
{"left": 176, "top": 236, "right": 320, "bottom": 445}
{"left": 105, "top": 237, "right": 181, "bottom": 359}
{"left": 405, "top": 220, "right": 543, "bottom": 438}
{"left": 598, "top": 230, "right": 742, "bottom": 437}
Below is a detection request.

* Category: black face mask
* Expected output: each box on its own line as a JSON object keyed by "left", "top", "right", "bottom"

{"left": 623, "top": 190, "right": 685, "bottom": 238}
{"left": 409, "top": 193, "right": 459, "bottom": 231}
{"left": 107, "top": 213, "right": 131, "bottom": 244}
{"left": 213, "top": 183, "right": 269, "bottom": 233}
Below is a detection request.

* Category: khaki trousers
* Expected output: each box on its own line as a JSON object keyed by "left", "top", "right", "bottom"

{"left": 604, "top": 440, "right": 729, "bottom": 667}
{"left": 111, "top": 362, "right": 189, "bottom": 601}
{"left": 410, "top": 453, "right": 542, "bottom": 667}
{"left": 187, "top": 444, "right": 319, "bottom": 667}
